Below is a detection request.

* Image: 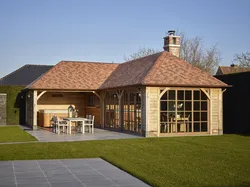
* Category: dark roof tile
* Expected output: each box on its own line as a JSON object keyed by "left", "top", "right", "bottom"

{"left": 0, "top": 65, "right": 53, "bottom": 86}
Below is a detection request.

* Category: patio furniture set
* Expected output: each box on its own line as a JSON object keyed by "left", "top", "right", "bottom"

{"left": 52, "top": 115, "right": 95, "bottom": 135}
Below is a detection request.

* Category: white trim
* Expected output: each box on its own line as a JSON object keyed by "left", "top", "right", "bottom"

{"left": 164, "top": 36, "right": 180, "bottom": 38}
{"left": 0, "top": 93, "right": 7, "bottom": 95}
{"left": 164, "top": 44, "right": 180, "bottom": 47}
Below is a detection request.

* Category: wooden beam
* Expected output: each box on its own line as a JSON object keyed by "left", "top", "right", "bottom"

{"left": 159, "top": 87, "right": 170, "bottom": 99}
{"left": 200, "top": 88, "right": 211, "bottom": 100}
{"left": 92, "top": 91, "right": 101, "bottom": 100}
{"left": 37, "top": 91, "right": 46, "bottom": 101}
{"left": 33, "top": 90, "right": 37, "bottom": 130}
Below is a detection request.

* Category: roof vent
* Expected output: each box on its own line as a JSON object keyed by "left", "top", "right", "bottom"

{"left": 168, "top": 30, "right": 175, "bottom": 36}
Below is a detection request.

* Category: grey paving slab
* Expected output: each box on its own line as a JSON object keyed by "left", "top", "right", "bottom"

{"left": 0, "top": 158, "right": 151, "bottom": 187}
{"left": 25, "top": 127, "right": 142, "bottom": 142}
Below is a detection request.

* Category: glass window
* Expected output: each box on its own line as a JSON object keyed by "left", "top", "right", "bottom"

{"left": 185, "top": 102, "right": 192, "bottom": 111}
{"left": 201, "top": 91, "right": 207, "bottom": 100}
{"left": 161, "top": 92, "right": 167, "bottom": 100}
{"left": 185, "top": 90, "right": 192, "bottom": 100}
{"left": 194, "top": 123, "right": 200, "bottom": 132}
{"left": 168, "top": 90, "right": 175, "bottom": 100}
{"left": 161, "top": 101, "right": 167, "bottom": 111}
{"left": 201, "top": 102, "right": 207, "bottom": 110}
{"left": 194, "top": 102, "right": 200, "bottom": 110}
{"left": 194, "top": 91, "right": 200, "bottom": 100}
{"left": 123, "top": 91, "right": 141, "bottom": 133}
{"left": 160, "top": 89, "right": 208, "bottom": 134}
{"left": 177, "top": 90, "right": 184, "bottom": 100}
{"left": 105, "top": 92, "right": 119, "bottom": 129}
{"left": 201, "top": 122, "right": 208, "bottom": 132}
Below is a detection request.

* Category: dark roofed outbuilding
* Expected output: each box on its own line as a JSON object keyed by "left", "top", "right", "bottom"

{"left": 0, "top": 64, "right": 53, "bottom": 86}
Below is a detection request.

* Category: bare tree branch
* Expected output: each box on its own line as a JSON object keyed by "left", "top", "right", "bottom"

{"left": 233, "top": 51, "right": 250, "bottom": 68}
{"left": 180, "top": 33, "right": 220, "bottom": 75}
{"left": 124, "top": 32, "right": 220, "bottom": 75}
{"left": 124, "top": 47, "right": 159, "bottom": 61}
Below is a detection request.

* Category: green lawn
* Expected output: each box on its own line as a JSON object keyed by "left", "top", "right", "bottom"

{"left": 0, "top": 126, "right": 37, "bottom": 143}
{"left": 0, "top": 135, "right": 249, "bottom": 187}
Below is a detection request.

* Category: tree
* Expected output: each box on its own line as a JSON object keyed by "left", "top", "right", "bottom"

{"left": 124, "top": 47, "right": 159, "bottom": 61}
{"left": 233, "top": 51, "right": 250, "bottom": 68}
{"left": 179, "top": 33, "right": 220, "bottom": 75}
{"left": 124, "top": 33, "right": 221, "bottom": 75}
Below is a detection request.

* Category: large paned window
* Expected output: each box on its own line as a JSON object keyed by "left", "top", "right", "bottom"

{"left": 160, "top": 89, "right": 209, "bottom": 134}
{"left": 105, "top": 92, "right": 119, "bottom": 129}
{"left": 123, "top": 92, "right": 142, "bottom": 133}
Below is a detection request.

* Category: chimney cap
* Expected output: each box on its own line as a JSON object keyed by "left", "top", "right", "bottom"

{"left": 168, "top": 30, "right": 176, "bottom": 36}
{"left": 230, "top": 64, "right": 239, "bottom": 67}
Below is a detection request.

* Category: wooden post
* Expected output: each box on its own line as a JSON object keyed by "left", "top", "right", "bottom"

{"left": 25, "top": 92, "right": 28, "bottom": 125}
{"left": 116, "top": 90, "right": 124, "bottom": 131}
{"left": 100, "top": 91, "right": 106, "bottom": 129}
{"left": 33, "top": 90, "right": 37, "bottom": 130}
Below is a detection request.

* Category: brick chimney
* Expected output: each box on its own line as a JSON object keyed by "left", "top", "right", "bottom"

{"left": 163, "top": 30, "right": 180, "bottom": 57}
{"left": 230, "top": 64, "right": 239, "bottom": 67}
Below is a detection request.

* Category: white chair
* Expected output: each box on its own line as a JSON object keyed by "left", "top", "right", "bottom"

{"left": 84, "top": 115, "right": 94, "bottom": 134}
{"left": 53, "top": 116, "right": 68, "bottom": 134}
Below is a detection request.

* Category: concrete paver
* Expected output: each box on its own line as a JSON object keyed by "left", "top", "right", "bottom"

{"left": 0, "top": 158, "right": 150, "bottom": 187}
{"left": 25, "top": 128, "right": 141, "bottom": 142}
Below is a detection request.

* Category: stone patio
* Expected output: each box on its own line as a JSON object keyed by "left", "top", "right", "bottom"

{"left": 24, "top": 127, "right": 142, "bottom": 142}
{"left": 0, "top": 158, "right": 150, "bottom": 187}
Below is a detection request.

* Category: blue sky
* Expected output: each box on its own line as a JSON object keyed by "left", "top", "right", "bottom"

{"left": 0, "top": 0, "right": 249, "bottom": 77}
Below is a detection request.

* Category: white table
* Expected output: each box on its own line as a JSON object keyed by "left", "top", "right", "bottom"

{"left": 63, "top": 117, "right": 88, "bottom": 134}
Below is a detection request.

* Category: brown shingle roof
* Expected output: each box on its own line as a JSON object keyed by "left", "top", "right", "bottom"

{"left": 143, "top": 52, "right": 227, "bottom": 87}
{"left": 100, "top": 51, "right": 227, "bottom": 89}
{"left": 27, "top": 52, "right": 228, "bottom": 90}
{"left": 216, "top": 66, "right": 250, "bottom": 75}
{"left": 99, "top": 52, "right": 162, "bottom": 89}
{"left": 27, "top": 61, "right": 118, "bottom": 90}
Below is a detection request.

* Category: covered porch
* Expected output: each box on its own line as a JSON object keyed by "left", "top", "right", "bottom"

{"left": 25, "top": 87, "right": 145, "bottom": 135}
{"left": 25, "top": 90, "right": 104, "bottom": 131}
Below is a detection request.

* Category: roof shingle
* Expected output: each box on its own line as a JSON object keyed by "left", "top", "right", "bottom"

{"left": 216, "top": 66, "right": 250, "bottom": 75}
{"left": 27, "top": 61, "right": 118, "bottom": 90}
{"left": 0, "top": 64, "right": 53, "bottom": 86}
{"left": 143, "top": 52, "right": 227, "bottom": 87}
{"left": 100, "top": 51, "right": 227, "bottom": 89}
{"left": 99, "top": 52, "right": 162, "bottom": 89}
{"left": 27, "top": 52, "right": 228, "bottom": 90}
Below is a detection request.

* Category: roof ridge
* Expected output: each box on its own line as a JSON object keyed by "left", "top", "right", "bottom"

{"left": 141, "top": 51, "right": 165, "bottom": 84}
{"left": 121, "top": 51, "right": 163, "bottom": 65}
{"left": 59, "top": 60, "right": 119, "bottom": 65}
{"left": 142, "top": 51, "right": 228, "bottom": 87}
{"left": 24, "top": 64, "right": 54, "bottom": 67}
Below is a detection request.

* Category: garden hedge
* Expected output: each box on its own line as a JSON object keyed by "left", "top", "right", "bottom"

{"left": 0, "top": 86, "right": 24, "bottom": 125}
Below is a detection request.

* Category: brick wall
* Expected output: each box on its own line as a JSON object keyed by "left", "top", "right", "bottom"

{"left": 0, "top": 94, "right": 7, "bottom": 125}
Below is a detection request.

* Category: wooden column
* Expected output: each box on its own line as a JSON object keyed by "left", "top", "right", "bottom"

{"left": 33, "top": 90, "right": 37, "bottom": 130}
{"left": 100, "top": 91, "right": 106, "bottom": 128}
{"left": 116, "top": 90, "right": 124, "bottom": 131}
{"left": 25, "top": 92, "right": 28, "bottom": 125}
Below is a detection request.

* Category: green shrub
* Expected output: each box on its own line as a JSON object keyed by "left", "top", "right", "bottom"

{"left": 0, "top": 86, "right": 24, "bottom": 125}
